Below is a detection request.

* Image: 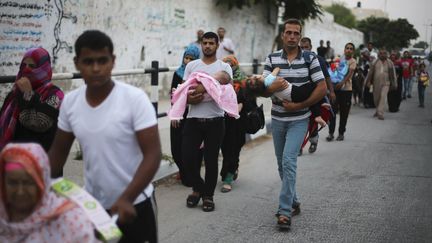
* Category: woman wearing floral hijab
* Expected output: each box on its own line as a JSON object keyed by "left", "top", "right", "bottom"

{"left": 0, "top": 143, "right": 100, "bottom": 242}
{"left": 220, "top": 55, "right": 256, "bottom": 192}
{"left": 170, "top": 45, "right": 200, "bottom": 184}
{"left": 0, "top": 48, "right": 64, "bottom": 151}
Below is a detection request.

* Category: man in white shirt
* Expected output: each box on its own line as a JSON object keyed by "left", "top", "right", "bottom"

{"left": 48, "top": 30, "right": 161, "bottom": 243}
{"left": 183, "top": 31, "right": 232, "bottom": 212}
{"left": 216, "top": 27, "right": 236, "bottom": 60}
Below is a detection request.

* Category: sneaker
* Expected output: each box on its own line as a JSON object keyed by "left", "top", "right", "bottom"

{"left": 377, "top": 115, "right": 384, "bottom": 120}
{"left": 336, "top": 134, "right": 344, "bottom": 141}
{"left": 407, "top": 94, "right": 412, "bottom": 98}
{"left": 308, "top": 143, "right": 317, "bottom": 153}
{"left": 292, "top": 203, "right": 301, "bottom": 216}
{"left": 326, "top": 134, "right": 334, "bottom": 142}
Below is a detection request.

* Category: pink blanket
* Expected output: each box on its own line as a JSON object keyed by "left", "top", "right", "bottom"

{"left": 168, "top": 72, "right": 239, "bottom": 120}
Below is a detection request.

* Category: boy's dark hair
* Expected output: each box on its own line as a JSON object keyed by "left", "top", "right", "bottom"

{"left": 74, "top": 30, "right": 114, "bottom": 57}
{"left": 202, "top": 32, "right": 219, "bottom": 43}
{"left": 345, "top": 42, "right": 356, "bottom": 50}
{"left": 283, "top": 18, "right": 302, "bottom": 33}
{"left": 300, "top": 37, "right": 312, "bottom": 45}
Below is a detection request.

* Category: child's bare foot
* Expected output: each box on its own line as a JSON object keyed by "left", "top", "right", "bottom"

{"left": 271, "top": 67, "right": 281, "bottom": 76}
{"left": 315, "top": 116, "right": 327, "bottom": 127}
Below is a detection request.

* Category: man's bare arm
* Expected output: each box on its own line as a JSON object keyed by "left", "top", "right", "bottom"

{"left": 110, "top": 125, "right": 161, "bottom": 223}
{"left": 282, "top": 80, "right": 327, "bottom": 111}
{"left": 48, "top": 129, "right": 75, "bottom": 178}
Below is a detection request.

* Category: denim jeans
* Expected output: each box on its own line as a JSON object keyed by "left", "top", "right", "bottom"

{"left": 402, "top": 77, "right": 411, "bottom": 98}
{"left": 418, "top": 84, "right": 426, "bottom": 106}
{"left": 271, "top": 118, "right": 308, "bottom": 217}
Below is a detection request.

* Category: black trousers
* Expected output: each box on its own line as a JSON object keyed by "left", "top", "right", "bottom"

{"left": 329, "top": 90, "right": 352, "bottom": 136}
{"left": 182, "top": 117, "right": 225, "bottom": 197}
{"left": 114, "top": 194, "right": 158, "bottom": 243}
{"left": 220, "top": 117, "right": 246, "bottom": 180}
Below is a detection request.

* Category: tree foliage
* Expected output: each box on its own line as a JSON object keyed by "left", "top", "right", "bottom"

{"left": 357, "top": 17, "right": 419, "bottom": 50}
{"left": 324, "top": 3, "right": 356, "bottom": 29}
{"left": 215, "top": 0, "right": 323, "bottom": 21}
{"left": 413, "top": 41, "right": 429, "bottom": 49}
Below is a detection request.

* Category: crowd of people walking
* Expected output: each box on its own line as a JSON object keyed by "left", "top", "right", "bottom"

{"left": 0, "top": 16, "right": 430, "bottom": 242}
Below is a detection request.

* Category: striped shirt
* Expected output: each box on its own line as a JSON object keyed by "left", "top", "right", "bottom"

{"left": 263, "top": 47, "right": 325, "bottom": 121}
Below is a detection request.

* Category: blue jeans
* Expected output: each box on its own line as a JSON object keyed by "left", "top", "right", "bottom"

{"left": 402, "top": 77, "right": 412, "bottom": 98}
{"left": 271, "top": 118, "right": 308, "bottom": 217}
{"left": 418, "top": 84, "right": 426, "bottom": 106}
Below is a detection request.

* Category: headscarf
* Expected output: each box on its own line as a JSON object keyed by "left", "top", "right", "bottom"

{"left": 223, "top": 55, "right": 246, "bottom": 92}
{"left": 175, "top": 45, "right": 200, "bottom": 79}
{"left": 0, "top": 143, "right": 98, "bottom": 243}
{"left": 0, "top": 48, "right": 60, "bottom": 149}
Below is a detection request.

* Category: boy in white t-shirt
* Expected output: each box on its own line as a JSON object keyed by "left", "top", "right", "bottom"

{"left": 48, "top": 30, "right": 161, "bottom": 243}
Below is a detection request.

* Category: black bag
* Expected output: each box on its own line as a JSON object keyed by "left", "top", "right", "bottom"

{"left": 363, "top": 86, "right": 375, "bottom": 108}
{"left": 245, "top": 104, "right": 265, "bottom": 134}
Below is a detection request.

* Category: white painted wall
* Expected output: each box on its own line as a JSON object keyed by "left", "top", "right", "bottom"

{"left": 0, "top": 0, "right": 277, "bottom": 101}
{"left": 304, "top": 12, "right": 364, "bottom": 58}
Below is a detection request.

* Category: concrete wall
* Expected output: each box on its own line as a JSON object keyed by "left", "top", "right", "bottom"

{"left": 304, "top": 12, "right": 364, "bottom": 58}
{"left": 0, "top": 0, "right": 277, "bottom": 101}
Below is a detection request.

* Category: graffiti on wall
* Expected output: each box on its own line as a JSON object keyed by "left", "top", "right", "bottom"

{"left": 0, "top": 0, "right": 76, "bottom": 73}
{"left": 52, "top": 0, "right": 77, "bottom": 64}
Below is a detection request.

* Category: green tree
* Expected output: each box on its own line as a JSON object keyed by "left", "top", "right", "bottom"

{"left": 357, "top": 17, "right": 419, "bottom": 50}
{"left": 413, "top": 41, "right": 429, "bottom": 49}
{"left": 324, "top": 3, "right": 356, "bottom": 28}
{"left": 215, "top": 0, "right": 323, "bottom": 21}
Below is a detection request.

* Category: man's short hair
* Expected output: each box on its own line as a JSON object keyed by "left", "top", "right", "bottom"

{"left": 202, "top": 32, "right": 219, "bottom": 43}
{"left": 283, "top": 18, "right": 302, "bottom": 33}
{"left": 75, "top": 30, "right": 114, "bottom": 57}
{"left": 300, "top": 37, "right": 312, "bottom": 45}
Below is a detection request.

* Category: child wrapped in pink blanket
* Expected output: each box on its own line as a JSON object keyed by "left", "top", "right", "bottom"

{"left": 169, "top": 71, "right": 240, "bottom": 120}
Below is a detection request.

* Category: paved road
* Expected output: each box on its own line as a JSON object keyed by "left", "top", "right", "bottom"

{"left": 156, "top": 88, "right": 432, "bottom": 243}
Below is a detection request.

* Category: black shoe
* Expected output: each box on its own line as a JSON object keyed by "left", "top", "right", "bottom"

{"left": 336, "top": 134, "right": 344, "bottom": 141}
{"left": 308, "top": 143, "right": 317, "bottom": 153}
{"left": 326, "top": 134, "right": 334, "bottom": 142}
{"left": 407, "top": 95, "right": 412, "bottom": 98}
{"left": 292, "top": 203, "right": 301, "bottom": 216}
{"left": 186, "top": 193, "right": 201, "bottom": 208}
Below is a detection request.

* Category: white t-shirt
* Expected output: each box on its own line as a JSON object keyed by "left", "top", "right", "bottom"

{"left": 183, "top": 59, "right": 233, "bottom": 118}
{"left": 216, "top": 38, "right": 236, "bottom": 60}
{"left": 58, "top": 80, "right": 157, "bottom": 208}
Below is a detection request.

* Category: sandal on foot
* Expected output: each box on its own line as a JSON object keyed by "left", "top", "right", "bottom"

{"left": 277, "top": 215, "right": 291, "bottom": 230}
{"left": 202, "top": 197, "right": 215, "bottom": 212}
{"left": 186, "top": 193, "right": 200, "bottom": 208}
{"left": 221, "top": 183, "right": 232, "bottom": 193}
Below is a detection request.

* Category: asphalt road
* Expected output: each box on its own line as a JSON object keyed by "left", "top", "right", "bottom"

{"left": 156, "top": 87, "right": 432, "bottom": 243}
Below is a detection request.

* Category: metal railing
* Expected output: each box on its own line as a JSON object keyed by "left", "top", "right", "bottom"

{"left": 0, "top": 59, "right": 264, "bottom": 118}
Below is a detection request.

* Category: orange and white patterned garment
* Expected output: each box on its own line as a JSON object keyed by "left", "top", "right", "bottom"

{"left": 0, "top": 143, "right": 100, "bottom": 243}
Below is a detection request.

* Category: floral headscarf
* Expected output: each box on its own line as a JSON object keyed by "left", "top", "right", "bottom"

{"left": 0, "top": 143, "right": 99, "bottom": 243}
{"left": 175, "top": 44, "right": 200, "bottom": 79}
{"left": 223, "top": 55, "right": 247, "bottom": 92}
{"left": 0, "top": 48, "right": 62, "bottom": 149}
